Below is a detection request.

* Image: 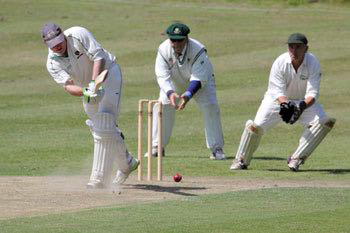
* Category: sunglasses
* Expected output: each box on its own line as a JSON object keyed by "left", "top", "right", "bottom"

{"left": 170, "top": 38, "right": 185, "bottom": 42}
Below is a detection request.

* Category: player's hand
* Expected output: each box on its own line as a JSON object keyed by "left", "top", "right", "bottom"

{"left": 178, "top": 93, "right": 191, "bottom": 110}
{"left": 169, "top": 92, "right": 180, "bottom": 109}
{"left": 88, "top": 80, "right": 96, "bottom": 94}
{"left": 289, "top": 101, "right": 307, "bottom": 124}
{"left": 83, "top": 86, "right": 104, "bottom": 104}
{"left": 279, "top": 101, "right": 295, "bottom": 124}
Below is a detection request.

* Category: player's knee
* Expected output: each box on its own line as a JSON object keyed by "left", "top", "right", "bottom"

{"left": 312, "top": 117, "right": 336, "bottom": 129}
{"left": 246, "top": 120, "right": 263, "bottom": 135}
{"left": 324, "top": 117, "right": 336, "bottom": 128}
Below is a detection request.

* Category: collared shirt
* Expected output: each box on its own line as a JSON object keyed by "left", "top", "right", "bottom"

{"left": 46, "top": 26, "right": 116, "bottom": 87}
{"left": 175, "top": 44, "right": 187, "bottom": 63}
{"left": 265, "top": 52, "right": 321, "bottom": 101}
{"left": 155, "top": 38, "right": 213, "bottom": 94}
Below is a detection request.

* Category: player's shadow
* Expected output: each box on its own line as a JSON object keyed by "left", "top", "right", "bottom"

{"left": 253, "top": 156, "right": 285, "bottom": 161}
{"left": 267, "top": 168, "right": 350, "bottom": 174}
{"left": 195, "top": 155, "right": 235, "bottom": 160}
{"left": 125, "top": 184, "right": 206, "bottom": 196}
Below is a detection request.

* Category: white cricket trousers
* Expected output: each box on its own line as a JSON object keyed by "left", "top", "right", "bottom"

{"left": 152, "top": 80, "right": 224, "bottom": 152}
{"left": 254, "top": 97, "right": 327, "bottom": 132}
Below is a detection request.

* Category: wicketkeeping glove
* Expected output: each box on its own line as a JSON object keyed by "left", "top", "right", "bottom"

{"left": 288, "top": 101, "right": 307, "bottom": 124}
{"left": 83, "top": 86, "right": 105, "bottom": 104}
{"left": 279, "top": 101, "right": 296, "bottom": 124}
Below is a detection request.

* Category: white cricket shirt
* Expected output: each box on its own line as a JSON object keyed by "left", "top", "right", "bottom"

{"left": 46, "top": 26, "right": 116, "bottom": 87}
{"left": 155, "top": 38, "right": 214, "bottom": 94}
{"left": 265, "top": 52, "right": 321, "bottom": 101}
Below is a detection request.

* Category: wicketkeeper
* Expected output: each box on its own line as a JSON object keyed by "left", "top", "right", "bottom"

{"left": 42, "top": 23, "right": 139, "bottom": 188}
{"left": 230, "top": 33, "right": 336, "bottom": 171}
{"left": 150, "top": 22, "right": 226, "bottom": 160}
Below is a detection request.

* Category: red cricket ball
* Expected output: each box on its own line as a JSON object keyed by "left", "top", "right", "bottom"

{"left": 173, "top": 173, "right": 182, "bottom": 182}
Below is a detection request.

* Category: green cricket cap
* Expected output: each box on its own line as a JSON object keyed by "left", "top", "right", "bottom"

{"left": 287, "top": 33, "right": 308, "bottom": 45}
{"left": 166, "top": 23, "right": 190, "bottom": 39}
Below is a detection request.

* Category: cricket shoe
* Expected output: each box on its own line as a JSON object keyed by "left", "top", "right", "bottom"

{"left": 209, "top": 148, "right": 226, "bottom": 160}
{"left": 112, "top": 157, "right": 140, "bottom": 185}
{"left": 287, "top": 156, "right": 304, "bottom": 172}
{"left": 86, "top": 180, "right": 106, "bottom": 189}
{"left": 144, "top": 146, "right": 165, "bottom": 157}
{"left": 229, "top": 159, "right": 248, "bottom": 170}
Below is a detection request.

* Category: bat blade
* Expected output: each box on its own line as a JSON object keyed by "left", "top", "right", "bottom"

{"left": 94, "top": 69, "right": 108, "bottom": 93}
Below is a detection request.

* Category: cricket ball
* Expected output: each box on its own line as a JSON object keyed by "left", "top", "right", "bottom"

{"left": 173, "top": 173, "right": 182, "bottom": 182}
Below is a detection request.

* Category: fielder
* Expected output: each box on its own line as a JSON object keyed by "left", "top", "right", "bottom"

{"left": 150, "top": 22, "right": 226, "bottom": 160}
{"left": 42, "top": 23, "right": 139, "bottom": 188}
{"left": 230, "top": 33, "right": 336, "bottom": 171}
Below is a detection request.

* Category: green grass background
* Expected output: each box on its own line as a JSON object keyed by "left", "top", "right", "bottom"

{"left": 0, "top": 0, "right": 349, "bottom": 232}
{"left": 2, "top": 188, "right": 350, "bottom": 233}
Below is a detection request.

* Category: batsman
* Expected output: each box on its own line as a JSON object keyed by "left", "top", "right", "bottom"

{"left": 149, "top": 22, "right": 226, "bottom": 160}
{"left": 42, "top": 23, "right": 139, "bottom": 188}
{"left": 230, "top": 33, "right": 336, "bottom": 171}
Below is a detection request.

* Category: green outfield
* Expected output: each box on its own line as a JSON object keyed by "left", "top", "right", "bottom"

{"left": 0, "top": 0, "right": 349, "bottom": 232}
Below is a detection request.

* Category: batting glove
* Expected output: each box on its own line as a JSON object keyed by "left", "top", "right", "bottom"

{"left": 83, "top": 87, "right": 105, "bottom": 104}
{"left": 88, "top": 80, "right": 96, "bottom": 94}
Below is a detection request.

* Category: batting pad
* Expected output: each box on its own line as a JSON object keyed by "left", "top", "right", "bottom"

{"left": 89, "top": 112, "right": 129, "bottom": 185}
{"left": 235, "top": 120, "right": 263, "bottom": 166}
{"left": 291, "top": 117, "right": 336, "bottom": 161}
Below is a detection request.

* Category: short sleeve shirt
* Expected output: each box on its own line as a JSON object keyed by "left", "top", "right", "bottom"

{"left": 46, "top": 26, "right": 116, "bottom": 87}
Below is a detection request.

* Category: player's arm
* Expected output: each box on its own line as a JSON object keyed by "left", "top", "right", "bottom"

{"left": 304, "top": 58, "right": 321, "bottom": 108}
{"left": 47, "top": 59, "right": 83, "bottom": 96}
{"left": 64, "top": 80, "right": 83, "bottom": 96}
{"left": 92, "top": 59, "right": 105, "bottom": 81}
{"left": 155, "top": 49, "right": 179, "bottom": 108}
{"left": 83, "top": 30, "right": 106, "bottom": 90}
{"left": 64, "top": 66, "right": 108, "bottom": 98}
{"left": 178, "top": 49, "right": 208, "bottom": 110}
{"left": 268, "top": 60, "right": 295, "bottom": 123}
{"left": 268, "top": 56, "right": 288, "bottom": 102}
{"left": 75, "top": 27, "right": 107, "bottom": 88}
{"left": 85, "top": 59, "right": 106, "bottom": 95}
{"left": 178, "top": 80, "right": 201, "bottom": 110}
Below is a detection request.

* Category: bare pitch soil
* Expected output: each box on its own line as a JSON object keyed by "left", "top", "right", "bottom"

{"left": 1, "top": 175, "right": 349, "bottom": 220}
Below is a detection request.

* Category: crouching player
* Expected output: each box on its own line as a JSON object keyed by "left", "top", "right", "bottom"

{"left": 230, "top": 33, "right": 336, "bottom": 171}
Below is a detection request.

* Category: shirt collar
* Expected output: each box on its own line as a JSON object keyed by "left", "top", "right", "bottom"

{"left": 50, "top": 48, "right": 69, "bottom": 58}
{"left": 173, "top": 43, "right": 187, "bottom": 60}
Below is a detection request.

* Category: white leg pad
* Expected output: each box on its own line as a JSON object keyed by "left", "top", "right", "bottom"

{"left": 291, "top": 117, "right": 336, "bottom": 161}
{"left": 234, "top": 120, "right": 263, "bottom": 166}
{"left": 89, "top": 112, "right": 130, "bottom": 185}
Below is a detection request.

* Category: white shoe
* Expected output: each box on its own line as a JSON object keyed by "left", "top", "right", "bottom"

{"left": 86, "top": 180, "right": 105, "bottom": 189}
{"left": 287, "top": 156, "right": 303, "bottom": 172}
{"left": 230, "top": 160, "right": 248, "bottom": 170}
{"left": 210, "top": 148, "right": 226, "bottom": 160}
{"left": 113, "top": 157, "right": 140, "bottom": 185}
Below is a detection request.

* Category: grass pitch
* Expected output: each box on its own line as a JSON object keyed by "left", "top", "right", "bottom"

{"left": 1, "top": 188, "right": 349, "bottom": 233}
{"left": 0, "top": 0, "right": 349, "bottom": 232}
